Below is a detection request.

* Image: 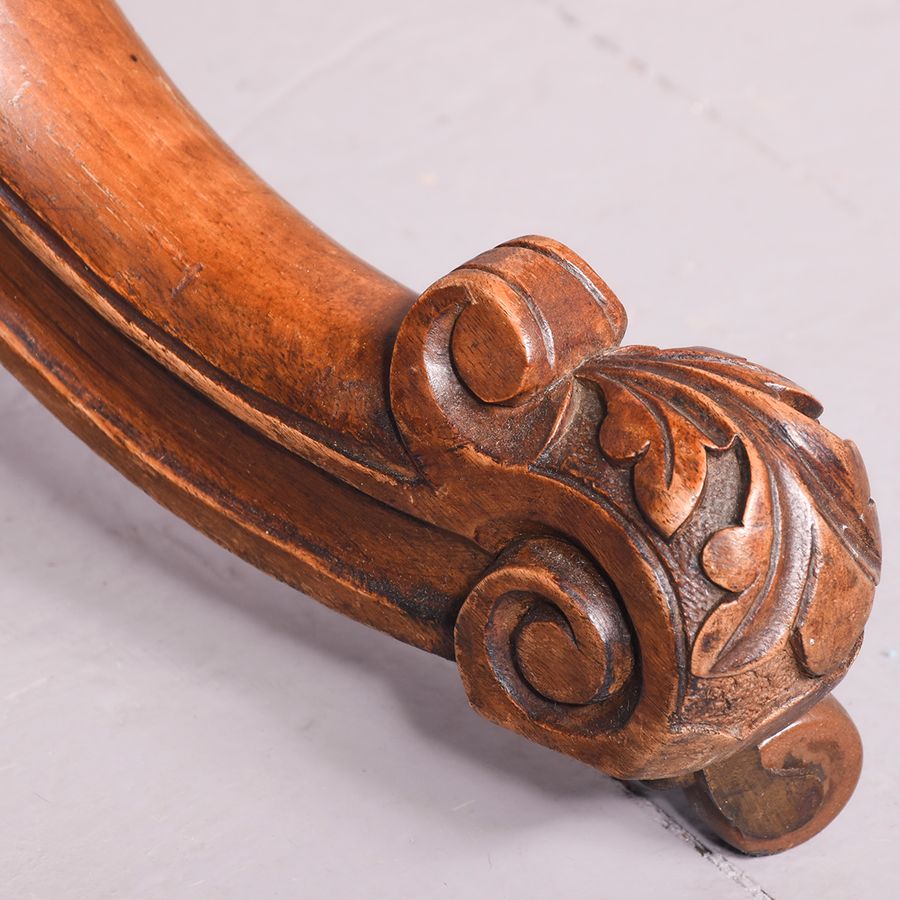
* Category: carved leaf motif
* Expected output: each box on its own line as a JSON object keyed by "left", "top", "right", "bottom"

{"left": 580, "top": 347, "right": 881, "bottom": 677}
{"left": 591, "top": 370, "right": 735, "bottom": 538}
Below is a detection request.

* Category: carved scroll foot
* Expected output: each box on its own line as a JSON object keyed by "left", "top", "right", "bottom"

{"left": 0, "top": 0, "right": 883, "bottom": 864}
{"left": 647, "top": 696, "right": 862, "bottom": 855}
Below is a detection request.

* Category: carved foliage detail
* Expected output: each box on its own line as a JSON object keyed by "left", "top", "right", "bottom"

{"left": 578, "top": 346, "right": 881, "bottom": 678}
{"left": 393, "top": 234, "right": 882, "bottom": 754}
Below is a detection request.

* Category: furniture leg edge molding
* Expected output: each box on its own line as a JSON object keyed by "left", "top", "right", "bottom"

{"left": 0, "top": 0, "right": 882, "bottom": 855}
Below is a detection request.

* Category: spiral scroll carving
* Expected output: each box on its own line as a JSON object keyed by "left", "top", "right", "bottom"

{"left": 391, "top": 235, "right": 627, "bottom": 464}
{"left": 455, "top": 538, "right": 638, "bottom": 738}
{"left": 390, "top": 234, "right": 881, "bottom": 781}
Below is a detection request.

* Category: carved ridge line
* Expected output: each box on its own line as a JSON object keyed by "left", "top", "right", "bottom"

{"left": 608, "top": 354, "right": 880, "bottom": 582}
{"left": 616, "top": 379, "right": 679, "bottom": 487}
{"left": 501, "top": 237, "right": 618, "bottom": 328}
{"left": 0, "top": 293, "right": 466, "bottom": 632}
{"left": 696, "top": 455, "right": 786, "bottom": 672}
{"left": 764, "top": 420, "right": 880, "bottom": 584}
{"left": 0, "top": 176, "right": 420, "bottom": 489}
{"left": 526, "top": 463, "right": 691, "bottom": 712}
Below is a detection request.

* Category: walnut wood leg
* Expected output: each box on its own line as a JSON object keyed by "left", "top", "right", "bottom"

{"left": 647, "top": 696, "right": 862, "bottom": 855}
{"left": 0, "top": 0, "right": 882, "bottom": 857}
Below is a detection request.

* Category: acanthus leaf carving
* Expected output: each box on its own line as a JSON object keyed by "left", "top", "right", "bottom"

{"left": 390, "top": 236, "right": 881, "bottom": 779}
{"left": 579, "top": 346, "right": 881, "bottom": 678}
{"left": 590, "top": 362, "right": 736, "bottom": 539}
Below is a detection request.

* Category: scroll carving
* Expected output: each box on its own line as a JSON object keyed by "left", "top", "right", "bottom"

{"left": 455, "top": 537, "right": 639, "bottom": 742}
{"left": 390, "top": 236, "right": 882, "bottom": 787}
{"left": 0, "top": 0, "right": 881, "bottom": 855}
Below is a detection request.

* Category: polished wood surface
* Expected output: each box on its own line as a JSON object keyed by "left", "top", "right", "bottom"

{"left": 0, "top": 0, "right": 882, "bottom": 854}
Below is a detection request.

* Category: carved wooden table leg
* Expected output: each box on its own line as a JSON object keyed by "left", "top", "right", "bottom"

{"left": 0, "top": 0, "right": 881, "bottom": 855}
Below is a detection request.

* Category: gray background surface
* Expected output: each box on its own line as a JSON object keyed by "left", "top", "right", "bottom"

{"left": 1, "top": 1, "right": 897, "bottom": 897}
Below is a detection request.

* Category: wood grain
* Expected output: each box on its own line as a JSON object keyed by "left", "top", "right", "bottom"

{"left": 0, "top": 0, "right": 881, "bottom": 854}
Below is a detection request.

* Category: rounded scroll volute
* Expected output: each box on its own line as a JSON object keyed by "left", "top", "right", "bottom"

{"left": 390, "top": 235, "right": 627, "bottom": 464}
{"left": 449, "top": 281, "right": 546, "bottom": 405}
{"left": 393, "top": 233, "right": 881, "bottom": 787}
{"left": 445, "top": 236, "right": 627, "bottom": 406}
{"left": 455, "top": 538, "right": 639, "bottom": 747}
